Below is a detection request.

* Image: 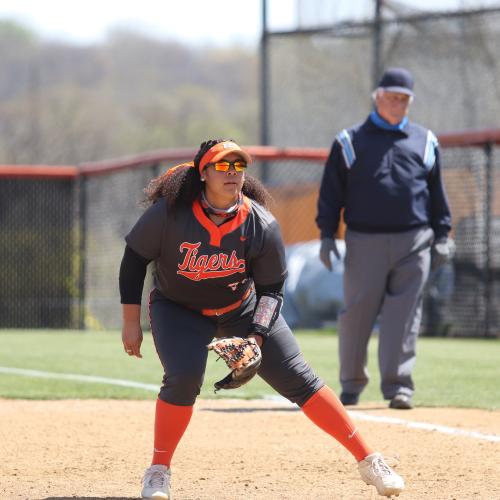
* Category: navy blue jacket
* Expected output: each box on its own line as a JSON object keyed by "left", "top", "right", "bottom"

{"left": 316, "top": 115, "right": 452, "bottom": 240}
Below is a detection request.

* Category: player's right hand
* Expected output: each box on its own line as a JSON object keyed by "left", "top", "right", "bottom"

{"left": 319, "top": 238, "right": 341, "bottom": 271}
{"left": 122, "top": 322, "right": 143, "bottom": 358}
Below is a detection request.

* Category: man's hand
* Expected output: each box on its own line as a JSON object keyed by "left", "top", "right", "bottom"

{"left": 431, "top": 237, "right": 455, "bottom": 272}
{"left": 319, "top": 238, "right": 341, "bottom": 271}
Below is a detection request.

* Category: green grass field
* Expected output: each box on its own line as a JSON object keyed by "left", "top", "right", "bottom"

{"left": 0, "top": 329, "right": 498, "bottom": 409}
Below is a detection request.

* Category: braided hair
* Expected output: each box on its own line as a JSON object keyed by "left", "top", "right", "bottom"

{"left": 144, "top": 139, "right": 273, "bottom": 210}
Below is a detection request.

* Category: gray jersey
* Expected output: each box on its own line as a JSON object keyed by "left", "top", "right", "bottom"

{"left": 126, "top": 196, "right": 287, "bottom": 311}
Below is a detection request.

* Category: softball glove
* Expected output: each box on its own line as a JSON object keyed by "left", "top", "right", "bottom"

{"left": 207, "top": 337, "right": 262, "bottom": 392}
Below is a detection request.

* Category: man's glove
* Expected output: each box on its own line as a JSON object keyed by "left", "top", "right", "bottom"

{"left": 319, "top": 237, "right": 341, "bottom": 271}
{"left": 207, "top": 337, "right": 262, "bottom": 392}
{"left": 431, "top": 237, "right": 456, "bottom": 272}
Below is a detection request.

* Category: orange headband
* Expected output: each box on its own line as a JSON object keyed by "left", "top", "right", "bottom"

{"left": 198, "top": 141, "right": 252, "bottom": 174}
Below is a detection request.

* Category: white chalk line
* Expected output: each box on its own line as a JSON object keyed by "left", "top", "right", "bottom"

{"left": 0, "top": 366, "right": 159, "bottom": 392}
{"left": 1, "top": 366, "right": 499, "bottom": 443}
{"left": 348, "top": 410, "right": 500, "bottom": 443}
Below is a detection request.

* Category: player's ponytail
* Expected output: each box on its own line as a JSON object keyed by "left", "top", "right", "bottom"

{"left": 143, "top": 164, "right": 202, "bottom": 208}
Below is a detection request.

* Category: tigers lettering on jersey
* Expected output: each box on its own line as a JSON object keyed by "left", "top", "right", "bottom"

{"left": 177, "top": 241, "right": 246, "bottom": 281}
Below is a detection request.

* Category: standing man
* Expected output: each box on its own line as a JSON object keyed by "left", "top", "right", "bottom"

{"left": 316, "top": 67, "right": 453, "bottom": 410}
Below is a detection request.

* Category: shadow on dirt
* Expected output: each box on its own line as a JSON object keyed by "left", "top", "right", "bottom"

{"left": 200, "top": 404, "right": 391, "bottom": 413}
{"left": 200, "top": 406, "right": 299, "bottom": 413}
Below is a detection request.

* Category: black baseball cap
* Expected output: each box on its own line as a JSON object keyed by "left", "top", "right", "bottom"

{"left": 377, "top": 67, "right": 414, "bottom": 96}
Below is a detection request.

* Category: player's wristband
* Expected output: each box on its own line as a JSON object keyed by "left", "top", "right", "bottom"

{"left": 249, "top": 292, "right": 283, "bottom": 339}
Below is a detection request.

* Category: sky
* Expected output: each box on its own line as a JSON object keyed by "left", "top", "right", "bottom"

{"left": 0, "top": 0, "right": 499, "bottom": 47}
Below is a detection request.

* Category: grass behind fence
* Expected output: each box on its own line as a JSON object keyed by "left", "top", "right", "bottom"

{"left": 0, "top": 329, "right": 498, "bottom": 409}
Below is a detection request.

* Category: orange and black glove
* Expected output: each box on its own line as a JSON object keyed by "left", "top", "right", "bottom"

{"left": 207, "top": 337, "right": 262, "bottom": 392}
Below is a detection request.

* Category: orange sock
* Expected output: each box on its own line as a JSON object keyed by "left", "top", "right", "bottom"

{"left": 301, "top": 385, "right": 373, "bottom": 461}
{"left": 152, "top": 398, "right": 194, "bottom": 466}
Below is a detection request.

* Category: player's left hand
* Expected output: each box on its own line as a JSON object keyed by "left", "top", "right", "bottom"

{"left": 248, "top": 333, "right": 263, "bottom": 347}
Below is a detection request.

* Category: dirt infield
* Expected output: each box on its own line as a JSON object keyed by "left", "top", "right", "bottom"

{"left": 1, "top": 399, "right": 499, "bottom": 500}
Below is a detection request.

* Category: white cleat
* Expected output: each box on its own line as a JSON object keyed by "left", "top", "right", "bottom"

{"left": 358, "top": 452, "right": 405, "bottom": 497}
{"left": 141, "top": 464, "right": 171, "bottom": 499}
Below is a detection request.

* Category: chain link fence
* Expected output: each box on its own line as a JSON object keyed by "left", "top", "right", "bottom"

{"left": 426, "top": 143, "right": 500, "bottom": 337}
{"left": 0, "top": 174, "right": 77, "bottom": 328}
{"left": 264, "top": 4, "right": 500, "bottom": 148}
{"left": 1, "top": 136, "right": 499, "bottom": 337}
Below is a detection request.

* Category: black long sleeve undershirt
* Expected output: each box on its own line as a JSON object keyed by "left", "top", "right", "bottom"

{"left": 119, "top": 245, "right": 152, "bottom": 304}
{"left": 255, "top": 281, "right": 284, "bottom": 297}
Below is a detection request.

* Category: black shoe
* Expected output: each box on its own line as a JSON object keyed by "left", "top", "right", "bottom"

{"left": 340, "top": 392, "right": 359, "bottom": 406}
{"left": 389, "top": 394, "right": 413, "bottom": 410}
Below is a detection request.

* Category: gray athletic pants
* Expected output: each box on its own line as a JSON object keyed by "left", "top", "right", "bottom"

{"left": 339, "top": 227, "right": 433, "bottom": 399}
{"left": 149, "top": 289, "right": 324, "bottom": 406}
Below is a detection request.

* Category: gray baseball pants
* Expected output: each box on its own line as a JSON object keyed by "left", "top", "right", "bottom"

{"left": 338, "top": 227, "right": 433, "bottom": 399}
{"left": 149, "top": 289, "right": 324, "bottom": 406}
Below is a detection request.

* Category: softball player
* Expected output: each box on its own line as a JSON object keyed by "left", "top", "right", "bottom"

{"left": 119, "top": 139, "right": 405, "bottom": 499}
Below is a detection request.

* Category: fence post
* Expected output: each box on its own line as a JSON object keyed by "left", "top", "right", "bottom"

{"left": 372, "top": 0, "right": 384, "bottom": 89}
{"left": 260, "top": 0, "right": 270, "bottom": 183}
{"left": 484, "top": 142, "right": 493, "bottom": 337}
{"left": 77, "top": 173, "right": 87, "bottom": 330}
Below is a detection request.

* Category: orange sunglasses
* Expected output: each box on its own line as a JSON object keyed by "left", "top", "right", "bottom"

{"left": 207, "top": 160, "right": 248, "bottom": 172}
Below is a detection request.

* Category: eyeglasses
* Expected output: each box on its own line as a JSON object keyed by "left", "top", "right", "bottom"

{"left": 207, "top": 160, "right": 248, "bottom": 172}
{"left": 381, "top": 91, "right": 413, "bottom": 104}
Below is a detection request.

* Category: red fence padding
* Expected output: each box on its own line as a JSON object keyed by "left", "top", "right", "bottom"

{"left": 246, "top": 146, "right": 329, "bottom": 161}
{"left": 438, "top": 128, "right": 500, "bottom": 147}
{"left": 79, "top": 148, "right": 197, "bottom": 176}
{"left": 78, "top": 146, "right": 331, "bottom": 177}
{"left": 0, "top": 165, "right": 78, "bottom": 179}
{"left": 2, "top": 127, "right": 500, "bottom": 179}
